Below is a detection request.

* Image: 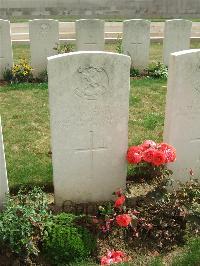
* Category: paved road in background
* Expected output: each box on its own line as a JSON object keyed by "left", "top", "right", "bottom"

{"left": 11, "top": 22, "right": 200, "bottom": 41}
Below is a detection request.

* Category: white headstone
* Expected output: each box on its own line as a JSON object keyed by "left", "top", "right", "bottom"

{"left": 122, "top": 19, "right": 150, "bottom": 70}
{"left": 75, "top": 19, "right": 105, "bottom": 51}
{"left": 0, "top": 20, "right": 13, "bottom": 80}
{"left": 163, "top": 19, "right": 192, "bottom": 66}
{"left": 0, "top": 117, "right": 9, "bottom": 209}
{"left": 164, "top": 49, "right": 200, "bottom": 182}
{"left": 48, "top": 51, "right": 131, "bottom": 205}
{"left": 29, "top": 19, "right": 59, "bottom": 76}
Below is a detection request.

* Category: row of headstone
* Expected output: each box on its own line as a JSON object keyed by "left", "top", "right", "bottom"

{"left": 47, "top": 48, "right": 200, "bottom": 206}
{"left": 0, "top": 49, "right": 199, "bottom": 206}
{"left": 0, "top": 116, "right": 9, "bottom": 210}
{"left": 122, "top": 18, "right": 192, "bottom": 68}
{"left": 0, "top": 18, "right": 193, "bottom": 78}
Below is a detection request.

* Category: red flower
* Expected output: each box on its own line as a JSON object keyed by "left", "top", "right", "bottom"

{"left": 143, "top": 148, "right": 155, "bottom": 163}
{"left": 116, "top": 214, "right": 132, "bottom": 227}
{"left": 165, "top": 149, "right": 176, "bottom": 163}
{"left": 101, "top": 250, "right": 129, "bottom": 265}
{"left": 158, "top": 143, "right": 176, "bottom": 163}
{"left": 101, "top": 256, "right": 113, "bottom": 265}
{"left": 152, "top": 150, "right": 166, "bottom": 166}
{"left": 126, "top": 146, "right": 142, "bottom": 164}
{"left": 114, "top": 195, "right": 125, "bottom": 208}
{"left": 141, "top": 140, "right": 157, "bottom": 150}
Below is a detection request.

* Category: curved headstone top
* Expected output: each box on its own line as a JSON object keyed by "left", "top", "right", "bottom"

{"left": 48, "top": 50, "right": 130, "bottom": 62}
{"left": 29, "top": 19, "right": 59, "bottom": 77}
{"left": 122, "top": 19, "right": 150, "bottom": 70}
{"left": 48, "top": 51, "right": 131, "bottom": 205}
{"left": 123, "top": 18, "right": 150, "bottom": 24}
{"left": 163, "top": 19, "right": 192, "bottom": 66}
{"left": 164, "top": 49, "right": 200, "bottom": 182}
{"left": 75, "top": 19, "right": 105, "bottom": 51}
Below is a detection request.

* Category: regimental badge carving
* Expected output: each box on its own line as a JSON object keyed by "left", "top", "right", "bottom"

{"left": 74, "top": 65, "right": 109, "bottom": 100}
{"left": 40, "top": 23, "right": 50, "bottom": 37}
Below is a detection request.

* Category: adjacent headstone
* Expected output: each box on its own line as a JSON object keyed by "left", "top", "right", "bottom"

{"left": 0, "top": 20, "right": 13, "bottom": 80}
{"left": 122, "top": 19, "right": 150, "bottom": 70}
{"left": 164, "top": 49, "right": 200, "bottom": 182}
{"left": 163, "top": 19, "right": 192, "bottom": 66}
{"left": 48, "top": 51, "right": 131, "bottom": 205}
{"left": 75, "top": 19, "right": 105, "bottom": 51}
{"left": 29, "top": 19, "right": 59, "bottom": 76}
{"left": 0, "top": 117, "right": 9, "bottom": 209}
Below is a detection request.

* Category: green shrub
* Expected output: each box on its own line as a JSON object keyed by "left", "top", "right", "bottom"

{"left": 36, "top": 69, "right": 48, "bottom": 83}
{"left": 54, "top": 42, "right": 74, "bottom": 54}
{"left": 116, "top": 36, "right": 122, "bottom": 54}
{"left": 43, "top": 213, "right": 96, "bottom": 265}
{"left": 3, "top": 68, "right": 13, "bottom": 82}
{"left": 0, "top": 187, "right": 50, "bottom": 262}
{"left": 130, "top": 67, "right": 141, "bottom": 78}
{"left": 148, "top": 257, "right": 163, "bottom": 266}
{"left": 3, "top": 59, "right": 33, "bottom": 83}
{"left": 147, "top": 62, "right": 168, "bottom": 79}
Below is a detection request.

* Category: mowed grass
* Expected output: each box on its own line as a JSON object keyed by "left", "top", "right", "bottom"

{"left": 0, "top": 79, "right": 166, "bottom": 190}
{"left": 0, "top": 83, "right": 51, "bottom": 190}
{"left": 1, "top": 41, "right": 200, "bottom": 190}
{"left": 13, "top": 40, "right": 200, "bottom": 64}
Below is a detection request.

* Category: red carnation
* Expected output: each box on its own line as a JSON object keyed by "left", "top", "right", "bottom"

{"left": 126, "top": 146, "right": 142, "bottom": 164}
{"left": 158, "top": 143, "right": 176, "bottom": 163}
{"left": 158, "top": 143, "right": 172, "bottom": 151}
{"left": 114, "top": 195, "right": 126, "bottom": 208}
{"left": 116, "top": 214, "right": 132, "bottom": 227}
{"left": 141, "top": 140, "right": 157, "bottom": 150}
{"left": 101, "top": 250, "right": 128, "bottom": 265}
{"left": 165, "top": 149, "right": 176, "bottom": 163}
{"left": 143, "top": 148, "right": 155, "bottom": 163}
{"left": 151, "top": 150, "right": 166, "bottom": 166}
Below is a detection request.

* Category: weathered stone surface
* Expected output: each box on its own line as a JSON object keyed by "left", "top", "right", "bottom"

{"left": 29, "top": 19, "right": 59, "bottom": 76}
{"left": 122, "top": 19, "right": 150, "bottom": 69}
{"left": 164, "top": 49, "right": 200, "bottom": 182}
{"left": 75, "top": 19, "right": 105, "bottom": 51}
{"left": 0, "top": 19, "right": 13, "bottom": 80}
{"left": 163, "top": 19, "right": 192, "bottom": 66}
{"left": 48, "top": 51, "right": 131, "bottom": 205}
{"left": 0, "top": 117, "right": 9, "bottom": 209}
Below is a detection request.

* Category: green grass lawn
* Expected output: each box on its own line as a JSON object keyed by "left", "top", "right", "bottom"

{"left": 13, "top": 41, "right": 200, "bottom": 64}
{"left": 0, "top": 79, "right": 166, "bottom": 190}
{"left": 1, "top": 41, "right": 200, "bottom": 190}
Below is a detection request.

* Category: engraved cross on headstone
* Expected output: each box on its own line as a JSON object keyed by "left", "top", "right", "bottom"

{"left": 75, "top": 131, "right": 107, "bottom": 179}
{"left": 131, "top": 42, "right": 142, "bottom": 48}
{"left": 85, "top": 43, "right": 97, "bottom": 45}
